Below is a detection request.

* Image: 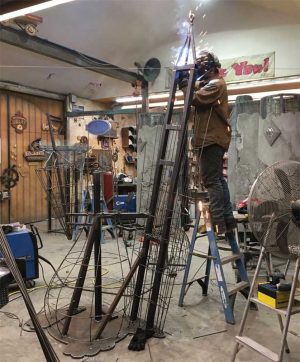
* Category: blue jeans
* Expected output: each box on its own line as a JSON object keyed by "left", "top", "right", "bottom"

{"left": 200, "top": 144, "right": 234, "bottom": 224}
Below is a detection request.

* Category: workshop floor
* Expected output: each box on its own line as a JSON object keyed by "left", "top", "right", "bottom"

{"left": 1, "top": 221, "right": 299, "bottom": 362}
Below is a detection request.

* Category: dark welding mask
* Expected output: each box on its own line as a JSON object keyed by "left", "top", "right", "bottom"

{"left": 196, "top": 51, "right": 221, "bottom": 80}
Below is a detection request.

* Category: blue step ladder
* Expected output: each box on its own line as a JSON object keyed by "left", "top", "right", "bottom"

{"left": 179, "top": 194, "right": 250, "bottom": 324}
{"left": 73, "top": 186, "right": 115, "bottom": 240}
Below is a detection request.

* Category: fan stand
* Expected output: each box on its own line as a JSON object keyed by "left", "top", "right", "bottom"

{"left": 232, "top": 219, "right": 300, "bottom": 362}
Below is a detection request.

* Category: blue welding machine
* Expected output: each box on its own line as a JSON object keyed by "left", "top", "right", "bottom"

{"left": 2, "top": 229, "right": 40, "bottom": 282}
{"left": 114, "top": 194, "right": 136, "bottom": 212}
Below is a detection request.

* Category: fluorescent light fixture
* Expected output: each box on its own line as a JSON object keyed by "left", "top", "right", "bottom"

{"left": 227, "top": 76, "right": 300, "bottom": 90}
{"left": 0, "top": 0, "right": 76, "bottom": 22}
{"left": 228, "top": 88, "right": 300, "bottom": 102}
{"left": 121, "top": 104, "right": 142, "bottom": 110}
{"left": 116, "top": 91, "right": 183, "bottom": 103}
{"left": 115, "top": 96, "right": 142, "bottom": 103}
{"left": 120, "top": 100, "right": 185, "bottom": 110}
{"left": 117, "top": 76, "right": 300, "bottom": 107}
{"left": 149, "top": 91, "right": 183, "bottom": 100}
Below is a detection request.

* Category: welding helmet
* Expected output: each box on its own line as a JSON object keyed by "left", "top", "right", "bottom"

{"left": 196, "top": 51, "right": 221, "bottom": 79}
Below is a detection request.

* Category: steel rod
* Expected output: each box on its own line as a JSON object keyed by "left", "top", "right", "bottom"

{"left": 94, "top": 253, "right": 142, "bottom": 340}
{"left": 93, "top": 171, "right": 103, "bottom": 320}
{"left": 129, "top": 67, "right": 180, "bottom": 321}
{"left": 61, "top": 216, "right": 99, "bottom": 335}
{"left": 0, "top": 227, "right": 59, "bottom": 361}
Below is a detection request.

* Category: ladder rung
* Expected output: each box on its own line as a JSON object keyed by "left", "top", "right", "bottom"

{"left": 221, "top": 254, "right": 241, "bottom": 265}
{"left": 165, "top": 124, "right": 182, "bottom": 131}
{"left": 192, "top": 251, "right": 215, "bottom": 260}
{"left": 217, "top": 245, "right": 232, "bottom": 252}
{"left": 102, "top": 225, "right": 114, "bottom": 230}
{"left": 117, "top": 226, "right": 135, "bottom": 231}
{"left": 228, "top": 281, "right": 249, "bottom": 296}
{"left": 235, "top": 336, "right": 279, "bottom": 361}
{"left": 159, "top": 160, "right": 174, "bottom": 166}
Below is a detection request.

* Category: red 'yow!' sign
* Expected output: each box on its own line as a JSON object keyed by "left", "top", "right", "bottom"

{"left": 219, "top": 52, "right": 275, "bottom": 82}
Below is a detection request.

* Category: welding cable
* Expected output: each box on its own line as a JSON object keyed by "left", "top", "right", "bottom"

{"left": 38, "top": 254, "right": 69, "bottom": 287}
{"left": 0, "top": 310, "right": 38, "bottom": 334}
{"left": 0, "top": 310, "right": 23, "bottom": 327}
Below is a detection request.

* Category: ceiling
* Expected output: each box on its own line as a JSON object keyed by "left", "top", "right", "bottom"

{"left": 1, "top": 0, "right": 300, "bottom": 100}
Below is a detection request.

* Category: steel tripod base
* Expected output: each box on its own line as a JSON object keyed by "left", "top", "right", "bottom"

{"left": 27, "top": 305, "right": 131, "bottom": 358}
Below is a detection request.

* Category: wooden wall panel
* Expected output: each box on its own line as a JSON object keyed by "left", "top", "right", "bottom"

{"left": 0, "top": 93, "right": 9, "bottom": 223}
{"left": 0, "top": 90, "right": 64, "bottom": 224}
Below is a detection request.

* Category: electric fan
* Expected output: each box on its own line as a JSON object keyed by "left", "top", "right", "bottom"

{"left": 248, "top": 160, "right": 300, "bottom": 256}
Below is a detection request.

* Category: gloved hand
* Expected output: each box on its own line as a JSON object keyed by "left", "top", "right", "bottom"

{"left": 178, "top": 70, "right": 189, "bottom": 90}
{"left": 178, "top": 78, "right": 189, "bottom": 90}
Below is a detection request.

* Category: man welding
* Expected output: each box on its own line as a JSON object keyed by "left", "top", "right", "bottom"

{"left": 179, "top": 51, "right": 236, "bottom": 235}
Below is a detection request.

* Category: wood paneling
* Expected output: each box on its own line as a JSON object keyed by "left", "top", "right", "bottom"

{"left": 0, "top": 90, "right": 64, "bottom": 224}
{"left": 0, "top": 93, "right": 9, "bottom": 223}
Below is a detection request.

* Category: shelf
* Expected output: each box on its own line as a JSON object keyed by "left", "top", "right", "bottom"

{"left": 250, "top": 297, "right": 300, "bottom": 316}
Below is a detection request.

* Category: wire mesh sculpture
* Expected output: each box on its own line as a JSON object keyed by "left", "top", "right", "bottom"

{"left": 36, "top": 14, "right": 197, "bottom": 358}
{"left": 36, "top": 144, "right": 88, "bottom": 239}
{"left": 42, "top": 216, "right": 142, "bottom": 358}
{"left": 38, "top": 117, "right": 191, "bottom": 357}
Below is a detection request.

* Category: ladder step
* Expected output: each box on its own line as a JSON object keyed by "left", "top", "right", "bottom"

{"left": 165, "top": 124, "right": 182, "bottom": 131}
{"left": 218, "top": 245, "right": 232, "bottom": 252}
{"left": 228, "top": 281, "right": 249, "bottom": 296}
{"left": 159, "top": 159, "right": 174, "bottom": 166}
{"left": 235, "top": 336, "right": 279, "bottom": 361}
{"left": 221, "top": 254, "right": 241, "bottom": 265}
{"left": 192, "top": 251, "right": 215, "bottom": 260}
{"left": 102, "top": 225, "right": 114, "bottom": 230}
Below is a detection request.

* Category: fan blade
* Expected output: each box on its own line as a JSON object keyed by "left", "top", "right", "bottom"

{"left": 251, "top": 200, "right": 279, "bottom": 221}
{"left": 274, "top": 168, "right": 291, "bottom": 201}
{"left": 276, "top": 221, "right": 290, "bottom": 254}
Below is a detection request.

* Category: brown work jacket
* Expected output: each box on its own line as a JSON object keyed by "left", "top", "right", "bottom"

{"left": 191, "top": 76, "right": 231, "bottom": 151}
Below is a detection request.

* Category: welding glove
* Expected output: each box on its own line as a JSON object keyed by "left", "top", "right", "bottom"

{"left": 178, "top": 70, "right": 189, "bottom": 90}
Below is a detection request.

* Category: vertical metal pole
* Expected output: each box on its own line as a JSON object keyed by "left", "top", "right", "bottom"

{"left": 278, "top": 257, "right": 300, "bottom": 361}
{"left": 276, "top": 314, "right": 290, "bottom": 353}
{"left": 47, "top": 168, "right": 52, "bottom": 232}
{"left": 231, "top": 246, "right": 266, "bottom": 361}
{"left": 74, "top": 166, "right": 80, "bottom": 227}
{"left": 141, "top": 82, "right": 149, "bottom": 113}
{"left": 94, "top": 254, "right": 142, "bottom": 340}
{"left": 178, "top": 211, "right": 200, "bottom": 306}
{"left": 93, "top": 171, "right": 102, "bottom": 320}
{"left": 61, "top": 217, "right": 99, "bottom": 335}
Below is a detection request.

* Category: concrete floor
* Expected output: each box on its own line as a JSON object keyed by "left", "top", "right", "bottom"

{"left": 1, "top": 221, "right": 299, "bottom": 362}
